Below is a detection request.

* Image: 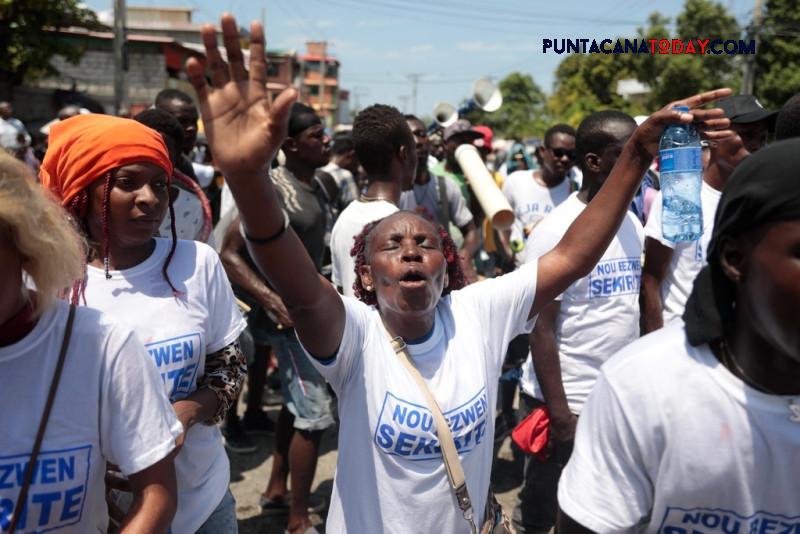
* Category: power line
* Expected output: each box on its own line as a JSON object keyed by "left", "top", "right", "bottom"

{"left": 345, "top": 0, "right": 644, "bottom": 28}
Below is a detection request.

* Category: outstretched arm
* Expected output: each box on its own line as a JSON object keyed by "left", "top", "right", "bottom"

{"left": 187, "top": 15, "right": 343, "bottom": 358}
{"left": 530, "top": 89, "right": 733, "bottom": 319}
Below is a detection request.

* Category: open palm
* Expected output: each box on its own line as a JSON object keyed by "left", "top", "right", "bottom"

{"left": 186, "top": 14, "right": 297, "bottom": 178}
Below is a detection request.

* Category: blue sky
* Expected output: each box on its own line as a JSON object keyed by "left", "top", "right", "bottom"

{"left": 85, "top": 0, "right": 752, "bottom": 117}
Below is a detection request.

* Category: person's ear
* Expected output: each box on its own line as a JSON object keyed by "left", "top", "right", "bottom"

{"left": 282, "top": 137, "right": 298, "bottom": 153}
{"left": 359, "top": 264, "right": 375, "bottom": 292}
{"left": 585, "top": 152, "right": 601, "bottom": 173}
{"left": 718, "top": 236, "right": 746, "bottom": 284}
{"left": 169, "top": 185, "right": 180, "bottom": 203}
{"left": 398, "top": 143, "right": 407, "bottom": 164}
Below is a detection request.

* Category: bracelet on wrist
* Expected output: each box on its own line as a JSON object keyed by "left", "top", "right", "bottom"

{"left": 243, "top": 213, "right": 290, "bottom": 245}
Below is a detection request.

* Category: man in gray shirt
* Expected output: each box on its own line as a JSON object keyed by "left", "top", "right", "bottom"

{"left": 399, "top": 114, "right": 480, "bottom": 281}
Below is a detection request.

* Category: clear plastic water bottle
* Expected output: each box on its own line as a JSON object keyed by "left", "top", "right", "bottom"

{"left": 659, "top": 105, "right": 703, "bottom": 243}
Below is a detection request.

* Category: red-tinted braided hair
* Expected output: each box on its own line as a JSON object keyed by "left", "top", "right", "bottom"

{"left": 349, "top": 212, "right": 466, "bottom": 307}
{"left": 63, "top": 171, "right": 179, "bottom": 304}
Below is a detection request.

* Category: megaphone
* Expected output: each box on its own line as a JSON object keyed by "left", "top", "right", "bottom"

{"left": 459, "top": 77, "right": 503, "bottom": 115}
{"left": 433, "top": 102, "right": 458, "bottom": 128}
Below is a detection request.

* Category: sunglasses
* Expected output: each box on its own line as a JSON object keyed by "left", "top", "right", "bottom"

{"left": 547, "top": 147, "right": 575, "bottom": 160}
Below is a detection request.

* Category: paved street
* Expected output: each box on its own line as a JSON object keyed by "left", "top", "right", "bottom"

{"left": 230, "top": 407, "right": 525, "bottom": 533}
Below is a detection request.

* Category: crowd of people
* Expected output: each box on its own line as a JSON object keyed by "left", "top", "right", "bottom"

{"left": 2, "top": 13, "right": 800, "bottom": 534}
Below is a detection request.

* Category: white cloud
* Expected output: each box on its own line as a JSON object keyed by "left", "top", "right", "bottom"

{"left": 410, "top": 44, "right": 434, "bottom": 54}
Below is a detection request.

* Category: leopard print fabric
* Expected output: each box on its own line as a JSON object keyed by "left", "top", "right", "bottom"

{"left": 198, "top": 341, "right": 246, "bottom": 425}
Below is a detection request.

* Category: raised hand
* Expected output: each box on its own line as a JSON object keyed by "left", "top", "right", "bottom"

{"left": 186, "top": 14, "right": 297, "bottom": 179}
{"left": 632, "top": 88, "right": 735, "bottom": 158}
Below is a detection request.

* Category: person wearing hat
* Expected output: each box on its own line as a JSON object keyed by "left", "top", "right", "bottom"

{"left": 400, "top": 114, "right": 481, "bottom": 283}
{"left": 716, "top": 94, "right": 777, "bottom": 154}
{"left": 431, "top": 118, "right": 484, "bottom": 204}
{"left": 557, "top": 138, "right": 800, "bottom": 533}
{"left": 640, "top": 95, "right": 764, "bottom": 333}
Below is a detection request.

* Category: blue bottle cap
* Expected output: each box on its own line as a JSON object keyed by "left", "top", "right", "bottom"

{"left": 673, "top": 105, "right": 690, "bottom": 112}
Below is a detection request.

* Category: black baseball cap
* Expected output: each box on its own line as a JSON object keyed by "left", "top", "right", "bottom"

{"left": 717, "top": 95, "right": 777, "bottom": 125}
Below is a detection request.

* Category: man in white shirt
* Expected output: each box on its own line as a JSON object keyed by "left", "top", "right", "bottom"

{"left": 514, "top": 111, "right": 644, "bottom": 534}
{"left": 330, "top": 104, "right": 417, "bottom": 296}
{"left": 399, "top": 115, "right": 480, "bottom": 282}
{"left": 640, "top": 94, "right": 770, "bottom": 332}
{"left": 502, "top": 124, "right": 575, "bottom": 255}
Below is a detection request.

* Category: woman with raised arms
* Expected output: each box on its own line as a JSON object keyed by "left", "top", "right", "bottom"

{"left": 188, "top": 14, "right": 733, "bottom": 534}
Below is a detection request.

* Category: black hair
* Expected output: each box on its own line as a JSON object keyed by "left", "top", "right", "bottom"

{"left": 544, "top": 123, "right": 576, "bottom": 146}
{"left": 331, "top": 131, "right": 354, "bottom": 155}
{"left": 134, "top": 109, "right": 184, "bottom": 165}
{"left": 775, "top": 94, "right": 800, "bottom": 141}
{"left": 155, "top": 88, "right": 194, "bottom": 108}
{"left": 575, "top": 111, "right": 636, "bottom": 171}
{"left": 288, "top": 103, "right": 321, "bottom": 137}
{"left": 352, "top": 104, "right": 413, "bottom": 177}
{"left": 404, "top": 114, "right": 423, "bottom": 124}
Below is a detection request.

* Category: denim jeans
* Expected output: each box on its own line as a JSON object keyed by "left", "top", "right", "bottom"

{"left": 269, "top": 332, "right": 335, "bottom": 431}
{"left": 195, "top": 489, "right": 238, "bottom": 534}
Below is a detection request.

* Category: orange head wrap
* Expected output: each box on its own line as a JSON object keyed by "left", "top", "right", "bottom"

{"left": 40, "top": 114, "right": 174, "bottom": 206}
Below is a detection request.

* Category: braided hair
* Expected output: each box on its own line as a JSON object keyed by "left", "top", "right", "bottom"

{"left": 349, "top": 212, "right": 466, "bottom": 306}
{"left": 63, "top": 171, "right": 179, "bottom": 305}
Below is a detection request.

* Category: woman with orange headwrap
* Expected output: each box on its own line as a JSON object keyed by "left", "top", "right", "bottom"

{"left": 0, "top": 152, "right": 179, "bottom": 533}
{"left": 41, "top": 114, "right": 248, "bottom": 534}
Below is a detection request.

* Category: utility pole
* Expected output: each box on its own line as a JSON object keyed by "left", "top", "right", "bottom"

{"left": 113, "top": 0, "right": 127, "bottom": 115}
{"left": 741, "top": 0, "right": 765, "bottom": 95}
{"left": 407, "top": 73, "right": 422, "bottom": 115}
{"left": 318, "top": 41, "right": 328, "bottom": 126}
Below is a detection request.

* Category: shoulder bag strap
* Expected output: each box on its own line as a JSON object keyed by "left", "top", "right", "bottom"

{"left": 436, "top": 175, "right": 451, "bottom": 230}
{"left": 8, "top": 304, "right": 76, "bottom": 534}
{"left": 381, "top": 319, "right": 478, "bottom": 534}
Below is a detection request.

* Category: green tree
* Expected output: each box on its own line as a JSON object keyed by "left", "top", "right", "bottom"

{"left": 635, "top": 1, "right": 741, "bottom": 107}
{"left": 754, "top": 0, "right": 800, "bottom": 109}
{"left": 0, "top": 0, "right": 102, "bottom": 95}
{"left": 546, "top": 0, "right": 743, "bottom": 125}
{"left": 464, "top": 72, "right": 548, "bottom": 139}
{"left": 550, "top": 52, "right": 639, "bottom": 127}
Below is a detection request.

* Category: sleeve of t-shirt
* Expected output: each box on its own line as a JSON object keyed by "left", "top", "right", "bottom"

{"left": 330, "top": 224, "right": 343, "bottom": 288}
{"left": 643, "top": 191, "right": 676, "bottom": 249}
{"left": 203, "top": 245, "right": 248, "bottom": 353}
{"left": 451, "top": 262, "right": 538, "bottom": 371}
{"left": 557, "top": 371, "right": 653, "bottom": 532}
{"left": 522, "top": 225, "right": 565, "bottom": 301}
{"left": 445, "top": 178, "right": 474, "bottom": 228}
{"left": 100, "top": 328, "right": 183, "bottom": 475}
{"left": 501, "top": 175, "right": 515, "bottom": 208}
{"left": 298, "top": 296, "right": 369, "bottom": 393}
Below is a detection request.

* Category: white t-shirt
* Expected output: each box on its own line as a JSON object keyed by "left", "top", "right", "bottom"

{"left": 558, "top": 323, "right": 800, "bottom": 533}
{"left": 83, "top": 238, "right": 247, "bottom": 534}
{"left": 519, "top": 193, "right": 644, "bottom": 414}
{"left": 501, "top": 170, "right": 572, "bottom": 249}
{"left": 301, "top": 263, "right": 539, "bottom": 533}
{"left": 399, "top": 175, "right": 474, "bottom": 229}
{"left": 159, "top": 187, "right": 206, "bottom": 243}
{"left": 645, "top": 180, "right": 722, "bottom": 324}
{"left": 330, "top": 199, "right": 398, "bottom": 297}
{"left": 0, "top": 301, "right": 181, "bottom": 533}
